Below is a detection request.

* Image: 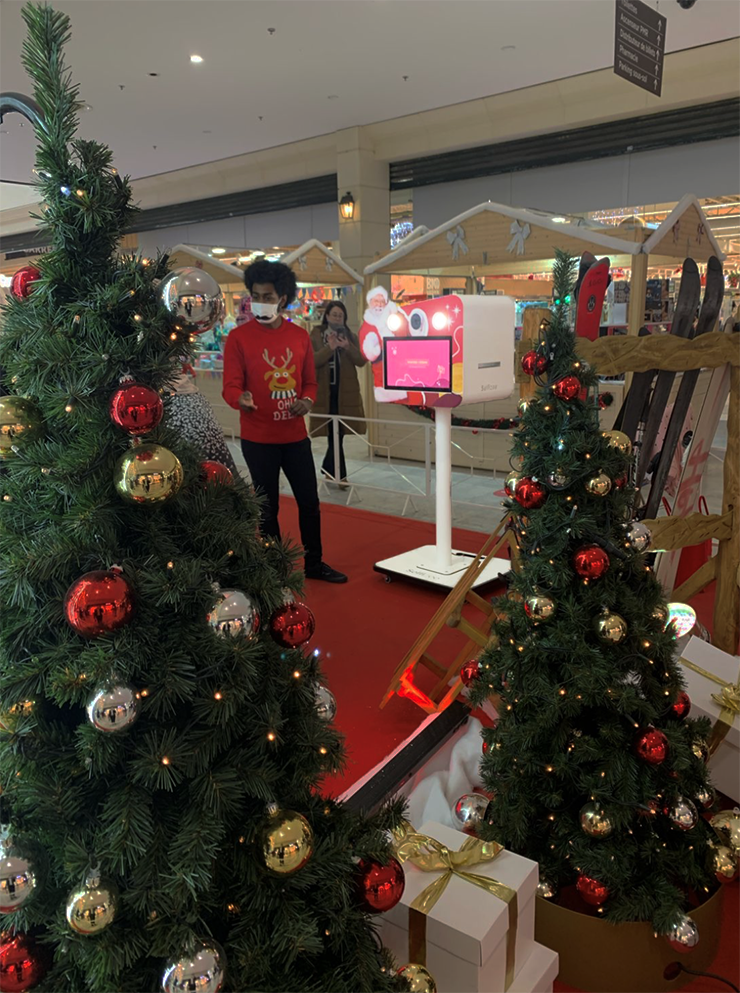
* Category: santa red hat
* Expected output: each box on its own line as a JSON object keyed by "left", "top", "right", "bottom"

{"left": 366, "top": 285, "right": 389, "bottom": 305}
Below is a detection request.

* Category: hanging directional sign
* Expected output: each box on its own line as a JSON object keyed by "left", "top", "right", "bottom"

{"left": 614, "top": 0, "right": 667, "bottom": 97}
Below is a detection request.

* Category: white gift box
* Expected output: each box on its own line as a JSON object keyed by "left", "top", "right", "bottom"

{"left": 508, "top": 943, "right": 559, "bottom": 993}
{"left": 380, "top": 820, "right": 539, "bottom": 993}
{"left": 681, "top": 636, "right": 740, "bottom": 803}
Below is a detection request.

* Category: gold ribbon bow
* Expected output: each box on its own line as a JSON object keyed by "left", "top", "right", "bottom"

{"left": 394, "top": 829, "right": 518, "bottom": 990}
{"left": 680, "top": 657, "right": 740, "bottom": 754}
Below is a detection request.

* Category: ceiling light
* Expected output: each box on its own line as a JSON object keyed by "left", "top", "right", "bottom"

{"left": 551, "top": 216, "right": 567, "bottom": 224}
{"left": 190, "top": 54, "right": 203, "bottom": 63}
{"left": 238, "top": 256, "right": 251, "bottom": 264}
{"left": 212, "top": 247, "right": 226, "bottom": 255}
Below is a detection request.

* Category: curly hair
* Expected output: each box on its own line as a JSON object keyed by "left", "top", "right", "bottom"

{"left": 244, "top": 260, "right": 297, "bottom": 308}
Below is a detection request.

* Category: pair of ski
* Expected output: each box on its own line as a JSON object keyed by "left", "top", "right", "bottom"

{"left": 612, "top": 256, "right": 725, "bottom": 524}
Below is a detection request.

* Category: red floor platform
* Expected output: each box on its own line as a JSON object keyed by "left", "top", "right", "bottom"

{"left": 281, "top": 498, "right": 739, "bottom": 993}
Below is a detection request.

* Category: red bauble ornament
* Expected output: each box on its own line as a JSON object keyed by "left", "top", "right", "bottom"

{"left": 109, "top": 384, "right": 163, "bottom": 435}
{"left": 10, "top": 267, "right": 42, "bottom": 301}
{"left": 634, "top": 727, "right": 668, "bottom": 765}
{"left": 637, "top": 798, "right": 661, "bottom": 818}
{"left": 460, "top": 659, "right": 481, "bottom": 686}
{"left": 576, "top": 875, "right": 609, "bottom": 907}
{"left": 64, "top": 570, "right": 135, "bottom": 638}
{"left": 613, "top": 473, "right": 628, "bottom": 490}
{"left": 521, "top": 351, "right": 548, "bottom": 376}
{"left": 552, "top": 376, "right": 581, "bottom": 401}
{"left": 572, "top": 545, "right": 610, "bottom": 580}
{"left": 0, "top": 932, "right": 47, "bottom": 992}
{"left": 200, "top": 460, "right": 233, "bottom": 485}
{"left": 356, "top": 857, "right": 405, "bottom": 913}
{"left": 482, "top": 740, "right": 489, "bottom": 755}
{"left": 671, "top": 691, "right": 691, "bottom": 720}
{"left": 269, "top": 601, "right": 315, "bottom": 649}
{"left": 515, "top": 478, "right": 547, "bottom": 510}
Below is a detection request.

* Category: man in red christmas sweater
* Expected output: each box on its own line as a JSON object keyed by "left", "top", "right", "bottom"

{"left": 223, "top": 260, "right": 347, "bottom": 583}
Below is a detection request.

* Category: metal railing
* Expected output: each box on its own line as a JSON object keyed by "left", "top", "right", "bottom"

{"left": 212, "top": 402, "right": 512, "bottom": 519}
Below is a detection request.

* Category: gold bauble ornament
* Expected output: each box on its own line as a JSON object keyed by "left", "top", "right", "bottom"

{"left": 594, "top": 610, "right": 627, "bottom": 644}
{"left": 397, "top": 964, "right": 438, "bottom": 993}
{"left": 692, "top": 740, "right": 710, "bottom": 764}
{"left": 65, "top": 870, "right": 118, "bottom": 934}
{"left": 585, "top": 472, "right": 612, "bottom": 497}
{"left": 651, "top": 604, "right": 668, "bottom": 625}
{"left": 0, "top": 396, "right": 43, "bottom": 457}
{"left": 579, "top": 802, "right": 614, "bottom": 838}
{"left": 712, "top": 844, "right": 739, "bottom": 884}
{"left": 525, "top": 594, "right": 556, "bottom": 624}
{"left": 162, "top": 942, "right": 225, "bottom": 993}
{"left": 517, "top": 398, "right": 536, "bottom": 415}
{"left": 710, "top": 810, "right": 740, "bottom": 852}
{"left": 260, "top": 804, "right": 314, "bottom": 875}
{"left": 0, "top": 700, "right": 34, "bottom": 733}
{"left": 604, "top": 430, "right": 632, "bottom": 456}
{"left": 114, "top": 444, "right": 183, "bottom": 504}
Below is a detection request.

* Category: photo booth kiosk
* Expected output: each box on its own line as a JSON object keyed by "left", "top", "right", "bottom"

{"left": 362, "top": 293, "right": 516, "bottom": 588}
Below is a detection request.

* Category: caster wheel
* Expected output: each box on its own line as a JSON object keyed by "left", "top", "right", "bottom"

{"left": 384, "top": 575, "right": 393, "bottom": 584}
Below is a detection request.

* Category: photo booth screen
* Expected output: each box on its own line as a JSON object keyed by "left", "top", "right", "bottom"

{"left": 383, "top": 337, "right": 453, "bottom": 393}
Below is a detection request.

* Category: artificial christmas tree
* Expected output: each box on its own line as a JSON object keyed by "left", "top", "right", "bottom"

{"left": 468, "top": 251, "right": 723, "bottom": 944}
{"left": 0, "top": 6, "right": 407, "bottom": 992}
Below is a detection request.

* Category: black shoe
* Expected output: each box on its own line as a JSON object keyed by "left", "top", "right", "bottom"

{"left": 305, "top": 562, "right": 348, "bottom": 584}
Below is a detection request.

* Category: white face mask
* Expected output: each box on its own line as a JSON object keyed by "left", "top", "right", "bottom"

{"left": 252, "top": 301, "right": 280, "bottom": 323}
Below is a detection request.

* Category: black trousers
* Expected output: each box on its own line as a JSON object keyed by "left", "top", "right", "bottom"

{"left": 322, "top": 419, "right": 347, "bottom": 482}
{"left": 241, "top": 438, "right": 322, "bottom": 569}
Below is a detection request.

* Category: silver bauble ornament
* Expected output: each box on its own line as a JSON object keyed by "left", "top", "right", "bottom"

{"left": 695, "top": 787, "right": 715, "bottom": 810}
{"left": 625, "top": 521, "right": 652, "bottom": 553}
{"left": 87, "top": 683, "right": 139, "bottom": 732}
{"left": 65, "top": 871, "right": 118, "bottom": 935}
{"left": 664, "top": 914, "right": 699, "bottom": 953}
{"left": 207, "top": 589, "right": 260, "bottom": 639}
{"left": 0, "top": 845, "right": 36, "bottom": 914}
{"left": 314, "top": 684, "right": 337, "bottom": 722}
{"left": 162, "top": 942, "right": 225, "bottom": 993}
{"left": 666, "top": 797, "right": 699, "bottom": 831}
{"left": 160, "top": 267, "right": 224, "bottom": 335}
{"left": 547, "top": 470, "right": 569, "bottom": 489}
{"left": 536, "top": 879, "right": 557, "bottom": 900}
{"left": 452, "top": 793, "right": 490, "bottom": 834}
{"left": 579, "top": 802, "right": 614, "bottom": 838}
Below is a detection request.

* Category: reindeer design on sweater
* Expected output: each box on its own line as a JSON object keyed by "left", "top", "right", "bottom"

{"left": 263, "top": 348, "right": 297, "bottom": 401}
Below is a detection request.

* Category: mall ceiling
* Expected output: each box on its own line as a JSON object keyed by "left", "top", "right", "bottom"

{"left": 0, "top": 0, "right": 738, "bottom": 186}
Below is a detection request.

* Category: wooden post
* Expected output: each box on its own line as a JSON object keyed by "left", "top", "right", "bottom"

{"left": 625, "top": 252, "right": 649, "bottom": 394}
{"left": 712, "top": 360, "right": 740, "bottom": 654}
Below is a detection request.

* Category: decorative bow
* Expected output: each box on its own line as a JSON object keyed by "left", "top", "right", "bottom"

{"left": 394, "top": 828, "right": 518, "bottom": 989}
{"left": 506, "top": 220, "right": 530, "bottom": 256}
{"left": 446, "top": 225, "right": 469, "bottom": 261}
{"left": 297, "top": 255, "right": 308, "bottom": 272}
{"left": 324, "top": 256, "right": 334, "bottom": 272}
{"left": 672, "top": 221, "right": 681, "bottom": 243}
{"left": 696, "top": 222, "right": 706, "bottom": 244}
{"left": 680, "top": 656, "right": 740, "bottom": 754}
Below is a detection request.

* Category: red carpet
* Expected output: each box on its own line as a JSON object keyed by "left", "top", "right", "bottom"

{"left": 280, "top": 500, "right": 738, "bottom": 992}
{"left": 280, "top": 497, "right": 500, "bottom": 795}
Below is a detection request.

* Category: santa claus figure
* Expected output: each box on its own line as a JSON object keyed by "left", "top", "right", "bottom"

{"left": 359, "top": 285, "right": 410, "bottom": 402}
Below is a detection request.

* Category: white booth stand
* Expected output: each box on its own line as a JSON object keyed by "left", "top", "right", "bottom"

{"left": 362, "top": 293, "right": 516, "bottom": 588}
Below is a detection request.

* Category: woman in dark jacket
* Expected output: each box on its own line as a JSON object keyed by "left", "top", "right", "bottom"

{"left": 310, "top": 300, "right": 367, "bottom": 486}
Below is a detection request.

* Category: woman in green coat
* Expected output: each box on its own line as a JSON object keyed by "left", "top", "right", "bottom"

{"left": 310, "top": 300, "right": 367, "bottom": 486}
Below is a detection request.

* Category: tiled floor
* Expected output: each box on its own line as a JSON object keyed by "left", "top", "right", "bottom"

{"left": 226, "top": 417, "right": 727, "bottom": 534}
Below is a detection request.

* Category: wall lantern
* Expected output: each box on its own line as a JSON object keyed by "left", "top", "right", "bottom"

{"left": 339, "top": 191, "right": 355, "bottom": 220}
